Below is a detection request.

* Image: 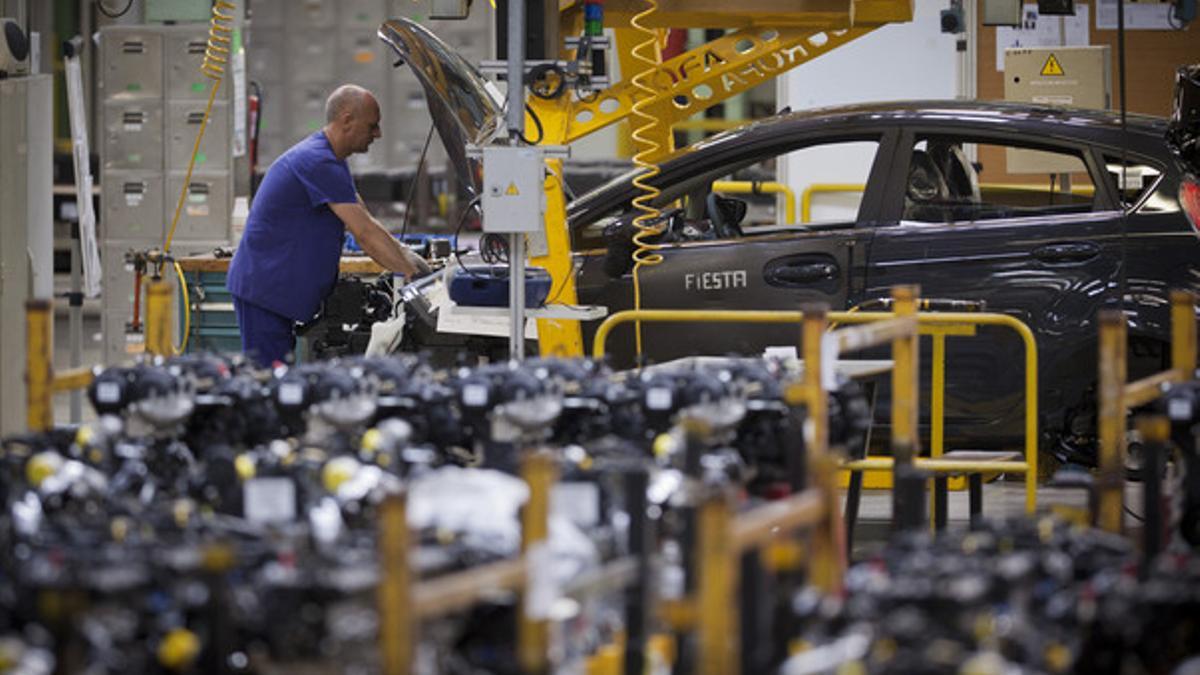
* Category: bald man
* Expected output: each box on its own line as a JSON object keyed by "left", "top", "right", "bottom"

{"left": 228, "top": 85, "right": 429, "bottom": 366}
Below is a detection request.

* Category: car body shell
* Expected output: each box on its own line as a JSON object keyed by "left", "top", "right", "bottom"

{"left": 380, "top": 18, "right": 1200, "bottom": 462}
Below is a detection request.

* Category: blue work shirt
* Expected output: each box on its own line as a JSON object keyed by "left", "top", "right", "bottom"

{"left": 228, "top": 131, "right": 357, "bottom": 321}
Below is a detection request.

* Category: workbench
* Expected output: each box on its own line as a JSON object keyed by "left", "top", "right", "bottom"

{"left": 175, "top": 252, "right": 387, "bottom": 275}
{"left": 174, "top": 252, "right": 390, "bottom": 355}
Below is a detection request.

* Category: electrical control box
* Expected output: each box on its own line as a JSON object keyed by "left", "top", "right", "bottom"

{"left": 1004, "top": 46, "right": 1111, "bottom": 174}
{"left": 482, "top": 146, "right": 546, "bottom": 233}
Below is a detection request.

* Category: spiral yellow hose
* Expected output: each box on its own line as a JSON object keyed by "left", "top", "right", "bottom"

{"left": 165, "top": 0, "right": 235, "bottom": 354}
{"left": 627, "top": 0, "right": 664, "bottom": 361}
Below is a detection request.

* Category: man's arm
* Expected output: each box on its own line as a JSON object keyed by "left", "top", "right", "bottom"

{"left": 329, "top": 202, "right": 431, "bottom": 278}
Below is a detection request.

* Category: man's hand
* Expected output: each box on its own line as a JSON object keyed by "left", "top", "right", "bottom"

{"left": 330, "top": 202, "right": 431, "bottom": 278}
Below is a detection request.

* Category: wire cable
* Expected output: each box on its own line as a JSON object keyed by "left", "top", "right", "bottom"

{"left": 400, "top": 123, "right": 437, "bottom": 241}
{"left": 627, "top": 0, "right": 665, "bottom": 362}
{"left": 174, "top": 261, "right": 191, "bottom": 354}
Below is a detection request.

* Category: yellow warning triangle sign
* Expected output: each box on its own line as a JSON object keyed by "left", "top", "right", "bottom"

{"left": 505, "top": 182, "right": 520, "bottom": 196}
{"left": 1041, "top": 54, "right": 1065, "bottom": 77}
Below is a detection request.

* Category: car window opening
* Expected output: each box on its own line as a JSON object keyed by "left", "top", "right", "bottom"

{"left": 904, "top": 136, "right": 1098, "bottom": 224}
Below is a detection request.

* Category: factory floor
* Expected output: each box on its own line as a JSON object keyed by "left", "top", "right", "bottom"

{"left": 48, "top": 289, "right": 1145, "bottom": 559}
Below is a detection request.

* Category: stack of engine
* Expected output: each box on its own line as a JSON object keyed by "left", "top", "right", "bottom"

{"left": 0, "top": 353, "right": 868, "bottom": 673}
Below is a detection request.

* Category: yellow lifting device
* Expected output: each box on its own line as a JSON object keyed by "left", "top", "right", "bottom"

{"left": 524, "top": 0, "right": 914, "bottom": 357}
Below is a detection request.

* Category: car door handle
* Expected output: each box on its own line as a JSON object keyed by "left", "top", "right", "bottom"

{"left": 767, "top": 262, "right": 838, "bottom": 285}
{"left": 1031, "top": 242, "right": 1100, "bottom": 263}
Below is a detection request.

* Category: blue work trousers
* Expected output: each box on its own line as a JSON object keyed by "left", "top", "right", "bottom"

{"left": 233, "top": 296, "right": 296, "bottom": 368}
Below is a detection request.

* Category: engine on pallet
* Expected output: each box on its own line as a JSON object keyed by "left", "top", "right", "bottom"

{"left": 783, "top": 517, "right": 1200, "bottom": 675}
{"left": 0, "top": 352, "right": 875, "bottom": 672}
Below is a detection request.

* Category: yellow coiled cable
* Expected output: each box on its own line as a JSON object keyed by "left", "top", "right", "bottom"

{"left": 628, "top": 0, "right": 664, "bottom": 361}
{"left": 163, "top": 0, "right": 236, "bottom": 355}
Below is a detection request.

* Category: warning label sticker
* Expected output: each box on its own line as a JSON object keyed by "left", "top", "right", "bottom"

{"left": 505, "top": 182, "right": 520, "bottom": 196}
{"left": 1040, "top": 54, "right": 1065, "bottom": 77}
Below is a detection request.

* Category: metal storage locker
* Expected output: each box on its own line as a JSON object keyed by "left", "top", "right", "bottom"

{"left": 165, "top": 172, "right": 233, "bottom": 242}
{"left": 100, "top": 28, "right": 164, "bottom": 100}
{"left": 102, "top": 100, "right": 165, "bottom": 171}
{"left": 101, "top": 171, "right": 166, "bottom": 241}
{"left": 167, "top": 99, "right": 232, "bottom": 171}
{"left": 165, "top": 27, "right": 230, "bottom": 102}
{"left": 286, "top": 31, "right": 337, "bottom": 84}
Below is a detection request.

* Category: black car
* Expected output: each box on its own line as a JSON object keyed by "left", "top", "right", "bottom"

{"left": 382, "top": 19, "right": 1200, "bottom": 465}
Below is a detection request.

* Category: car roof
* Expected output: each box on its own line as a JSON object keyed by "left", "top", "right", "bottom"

{"left": 691, "top": 99, "right": 1166, "bottom": 154}
{"left": 568, "top": 100, "right": 1170, "bottom": 226}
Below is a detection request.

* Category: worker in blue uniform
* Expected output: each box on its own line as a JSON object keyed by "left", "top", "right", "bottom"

{"left": 228, "top": 84, "right": 429, "bottom": 366}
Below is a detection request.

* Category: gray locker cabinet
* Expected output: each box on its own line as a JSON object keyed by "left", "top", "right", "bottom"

{"left": 246, "top": 29, "right": 285, "bottom": 84}
{"left": 339, "top": 0, "right": 385, "bottom": 31}
{"left": 256, "top": 132, "right": 289, "bottom": 168}
{"left": 102, "top": 100, "right": 165, "bottom": 171}
{"left": 287, "top": 31, "right": 337, "bottom": 84}
{"left": 348, "top": 138, "right": 389, "bottom": 173}
{"left": 166, "top": 172, "right": 232, "bottom": 242}
{"left": 336, "top": 30, "right": 388, "bottom": 92}
{"left": 288, "top": 0, "right": 338, "bottom": 29}
{"left": 248, "top": 0, "right": 285, "bottom": 28}
{"left": 101, "top": 28, "right": 164, "bottom": 100}
{"left": 165, "top": 28, "right": 232, "bottom": 102}
{"left": 167, "top": 100, "right": 232, "bottom": 172}
{"left": 289, "top": 82, "right": 334, "bottom": 141}
{"left": 99, "top": 241, "right": 142, "bottom": 366}
{"left": 101, "top": 171, "right": 166, "bottom": 241}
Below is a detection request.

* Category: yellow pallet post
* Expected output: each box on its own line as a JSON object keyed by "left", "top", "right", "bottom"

{"left": 696, "top": 490, "right": 737, "bottom": 675}
{"left": 378, "top": 492, "right": 414, "bottom": 675}
{"left": 25, "top": 299, "right": 54, "bottom": 432}
{"left": 1171, "top": 290, "right": 1197, "bottom": 376}
{"left": 519, "top": 452, "right": 556, "bottom": 674}
{"left": 1097, "top": 310, "right": 1128, "bottom": 533}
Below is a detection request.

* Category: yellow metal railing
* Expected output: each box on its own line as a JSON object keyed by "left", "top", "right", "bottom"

{"left": 711, "top": 180, "right": 796, "bottom": 225}
{"left": 25, "top": 279, "right": 175, "bottom": 431}
{"left": 1096, "top": 290, "right": 1197, "bottom": 533}
{"left": 592, "top": 301, "right": 1040, "bottom": 514}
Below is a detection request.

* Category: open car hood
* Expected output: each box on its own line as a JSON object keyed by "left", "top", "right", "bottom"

{"left": 379, "top": 18, "right": 503, "bottom": 195}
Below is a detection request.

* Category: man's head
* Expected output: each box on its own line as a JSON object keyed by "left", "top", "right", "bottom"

{"left": 322, "top": 84, "right": 381, "bottom": 159}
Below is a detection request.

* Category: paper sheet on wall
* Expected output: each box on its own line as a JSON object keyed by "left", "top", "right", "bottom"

{"left": 995, "top": 4, "right": 1090, "bottom": 71}
{"left": 1096, "top": 0, "right": 1179, "bottom": 30}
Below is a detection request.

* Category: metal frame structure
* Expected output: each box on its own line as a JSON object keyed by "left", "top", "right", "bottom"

{"left": 591, "top": 293, "right": 1041, "bottom": 515}
{"left": 24, "top": 279, "right": 176, "bottom": 431}
{"left": 524, "top": 0, "right": 914, "bottom": 357}
{"left": 1096, "top": 290, "right": 1198, "bottom": 533}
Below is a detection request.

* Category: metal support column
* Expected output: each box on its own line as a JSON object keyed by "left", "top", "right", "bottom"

{"left": 891, "top": 286, "right": 925, "bottom": 531}
{"left": 506, "top": 0, "right": 528, "bottom": 360}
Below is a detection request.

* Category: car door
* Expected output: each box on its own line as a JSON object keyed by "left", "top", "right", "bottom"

{"left": 865, "top": 127, "right": 1125, "bottom": 450}
{"left": 579, "top": 133, "right": 897, "bottom": 367}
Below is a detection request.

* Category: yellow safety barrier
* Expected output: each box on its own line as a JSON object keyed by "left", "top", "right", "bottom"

{"left": 711, "top": 180, "right": 797, "bottom": 225}
{"left": 377, "top": 453, "right": 552, "bottom": 674}
{"left": 24, "top": 286, "right": 175, "bottom": 431}
{"left": 591, "top": 302, "right": 1040, "bottom": 515}
{"left": 1096, "top": 290, "right": 1197, "bottom": 533}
